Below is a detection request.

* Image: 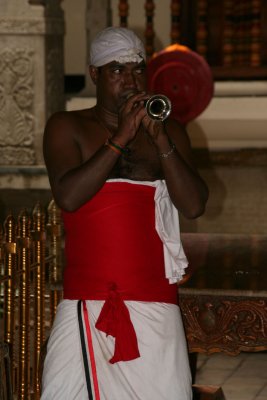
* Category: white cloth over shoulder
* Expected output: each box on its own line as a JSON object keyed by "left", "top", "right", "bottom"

{"left": 108, "top": 179, "right": 188, "bottom": 283}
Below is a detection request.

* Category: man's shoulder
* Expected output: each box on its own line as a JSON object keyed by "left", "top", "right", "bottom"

{"left": 44, "top": 108, "right": 96, "bottom": 139}
{"left": 47, "top": 107, "right": 94, "bottom": 125}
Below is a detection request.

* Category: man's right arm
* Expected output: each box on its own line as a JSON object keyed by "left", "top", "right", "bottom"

{"left": 44, "top": 94, "right": 149, "bottom": 211}
{"left": 43, "top": 112, "right": 120, "bottom": 211}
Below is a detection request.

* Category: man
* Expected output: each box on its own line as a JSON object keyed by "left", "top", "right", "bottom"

{"left": 41, "top": 27, "right": 208, "bottom": 400}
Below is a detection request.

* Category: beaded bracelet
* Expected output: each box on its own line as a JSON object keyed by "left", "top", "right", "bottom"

{"left": 158, "top": 142, "right": 176, "bottom": 159}
{"left": 106, "top": 138, "right": 128, "bottom": 155}
{"left": 106, "top": 142, "right": 122, "bottom": 155}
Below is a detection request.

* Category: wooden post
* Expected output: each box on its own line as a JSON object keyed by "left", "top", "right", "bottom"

{"left": 144, "top": 0, "right": 155, "bottom": 59}
{"left": 170, "top": 0, "right": 181, "bottom": 44}
{"left": 118, "top": 0, "right": 129, "bottom": 27}
{"left": 196, "top": 0, "right": 208, "bottom": 57}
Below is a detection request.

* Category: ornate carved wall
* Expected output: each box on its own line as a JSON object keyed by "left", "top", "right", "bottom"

{"left": 0, "top": 47, "right": 35, "bottom": 164}
{"left": 0, "top": 0, "right": 64, "bottom": 167}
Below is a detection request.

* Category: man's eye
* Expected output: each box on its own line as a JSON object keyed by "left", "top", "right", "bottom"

{"left": 112, "top": 68, "right": 122, "bottom": 74}
{"left": 135, "top": 68, "right": 145, "bottom": 75}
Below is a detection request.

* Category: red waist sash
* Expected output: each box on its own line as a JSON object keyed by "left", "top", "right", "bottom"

{"left": 63, "top": 182, "right": 177, "bottom": 303}
{"left": 62, "top": 181, "right": 177, "bottom": 363}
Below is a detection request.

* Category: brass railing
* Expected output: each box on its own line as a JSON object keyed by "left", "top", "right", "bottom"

{"left": 0, "top": 200, "right": 63, "bottom": 400}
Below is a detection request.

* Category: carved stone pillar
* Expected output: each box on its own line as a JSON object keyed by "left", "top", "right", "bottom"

{"left": 83, "top": 0, "right": 111, "bottom": 96}
{"left": 0, "top": 0, "right": 65, "bottom": 168}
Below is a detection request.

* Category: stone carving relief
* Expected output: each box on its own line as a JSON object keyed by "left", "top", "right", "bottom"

{"left": 0, "top": 19, "right": 44, "bottom": 34}
{"left": 0, "top": 18, "right": 64, "bottom": 36}
{"left": 0, "top": 48, "right": 36, "bottom": 165}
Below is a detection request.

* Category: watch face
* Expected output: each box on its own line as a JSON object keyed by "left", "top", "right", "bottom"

{"left": 147, "top": 44, "right": 214, "bottom": 125}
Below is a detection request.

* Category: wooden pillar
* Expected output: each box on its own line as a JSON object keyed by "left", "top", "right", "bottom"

{"left": 170, "top": 0, "right": 181, "bottom": 44}
{"left": 206, "top": 0, "right": 224, "bottom": 66}
{"left": 144, "top": 0, "right": 155, "bottom": 58}
{"left": 118, "top": 0, "right": 129, "bottom": 27}
{"left": 196, "top": 0, "right": 208, "bottom": 57}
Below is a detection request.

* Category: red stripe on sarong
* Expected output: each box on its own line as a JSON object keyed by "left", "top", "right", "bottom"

{"left": 83, "top": 301, "right": 101, "bottom": 400}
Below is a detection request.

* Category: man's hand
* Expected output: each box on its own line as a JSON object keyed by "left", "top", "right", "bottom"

{"left": 141, "top": 116, "right": 166, "bottom": 144}
{"left": 114, "top": 92, "right": 148, "bottom": 145}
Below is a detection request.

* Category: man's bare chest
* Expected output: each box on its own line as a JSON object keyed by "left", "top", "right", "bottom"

{"left": 109, "top": 135, "right": 163, "bottom": 181}
{"left": 77, "top": 116, "right": 163, "bottom": 180}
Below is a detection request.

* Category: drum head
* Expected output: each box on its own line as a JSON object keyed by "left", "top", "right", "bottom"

{"left": 147, "top": 44, "right": 214, "bottom": 124}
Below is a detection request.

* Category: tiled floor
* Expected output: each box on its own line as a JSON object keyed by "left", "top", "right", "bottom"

{"left": 195, "top": 352, "right": 267, "bottom": 400}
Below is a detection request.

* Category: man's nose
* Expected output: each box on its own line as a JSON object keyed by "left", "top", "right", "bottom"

{"left": 124, "top": 71, "right": 137, "bottom": 87}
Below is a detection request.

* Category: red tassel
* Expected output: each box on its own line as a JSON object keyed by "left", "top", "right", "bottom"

{"left": 95, "top": 287, "right": 140, "bottom": 364}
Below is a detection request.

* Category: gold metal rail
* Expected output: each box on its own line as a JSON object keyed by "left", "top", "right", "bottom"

{"left": 0, "top": 199, "right": 63, "bottom": 400}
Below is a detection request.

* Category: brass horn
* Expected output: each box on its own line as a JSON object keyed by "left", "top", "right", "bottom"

{"left": 145, "top": 94, "right": 171, "bottom": 121}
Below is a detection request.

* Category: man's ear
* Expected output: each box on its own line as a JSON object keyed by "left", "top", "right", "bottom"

{"left": 89, "top": 65, "right": 98, "bottom": 85}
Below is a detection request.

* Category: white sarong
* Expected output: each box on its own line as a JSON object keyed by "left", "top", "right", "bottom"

{"left": 41, "top": 300, "right": 192, "bottom": 400}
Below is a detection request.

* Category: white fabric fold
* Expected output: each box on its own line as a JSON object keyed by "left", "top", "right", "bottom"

{"left": 107, "top": 179, "right": 188, "bottom": 283}
{"left": 90, "top": 27, "right": 146, "bottom": 67}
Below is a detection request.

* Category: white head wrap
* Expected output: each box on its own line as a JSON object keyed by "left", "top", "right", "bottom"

{"left": 90, "top": 27, "right": 146, "bottom": 67}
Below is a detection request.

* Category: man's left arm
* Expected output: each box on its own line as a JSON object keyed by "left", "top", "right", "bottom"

{"left": 143, "top": 117, "right": 209, "bottom": 218}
